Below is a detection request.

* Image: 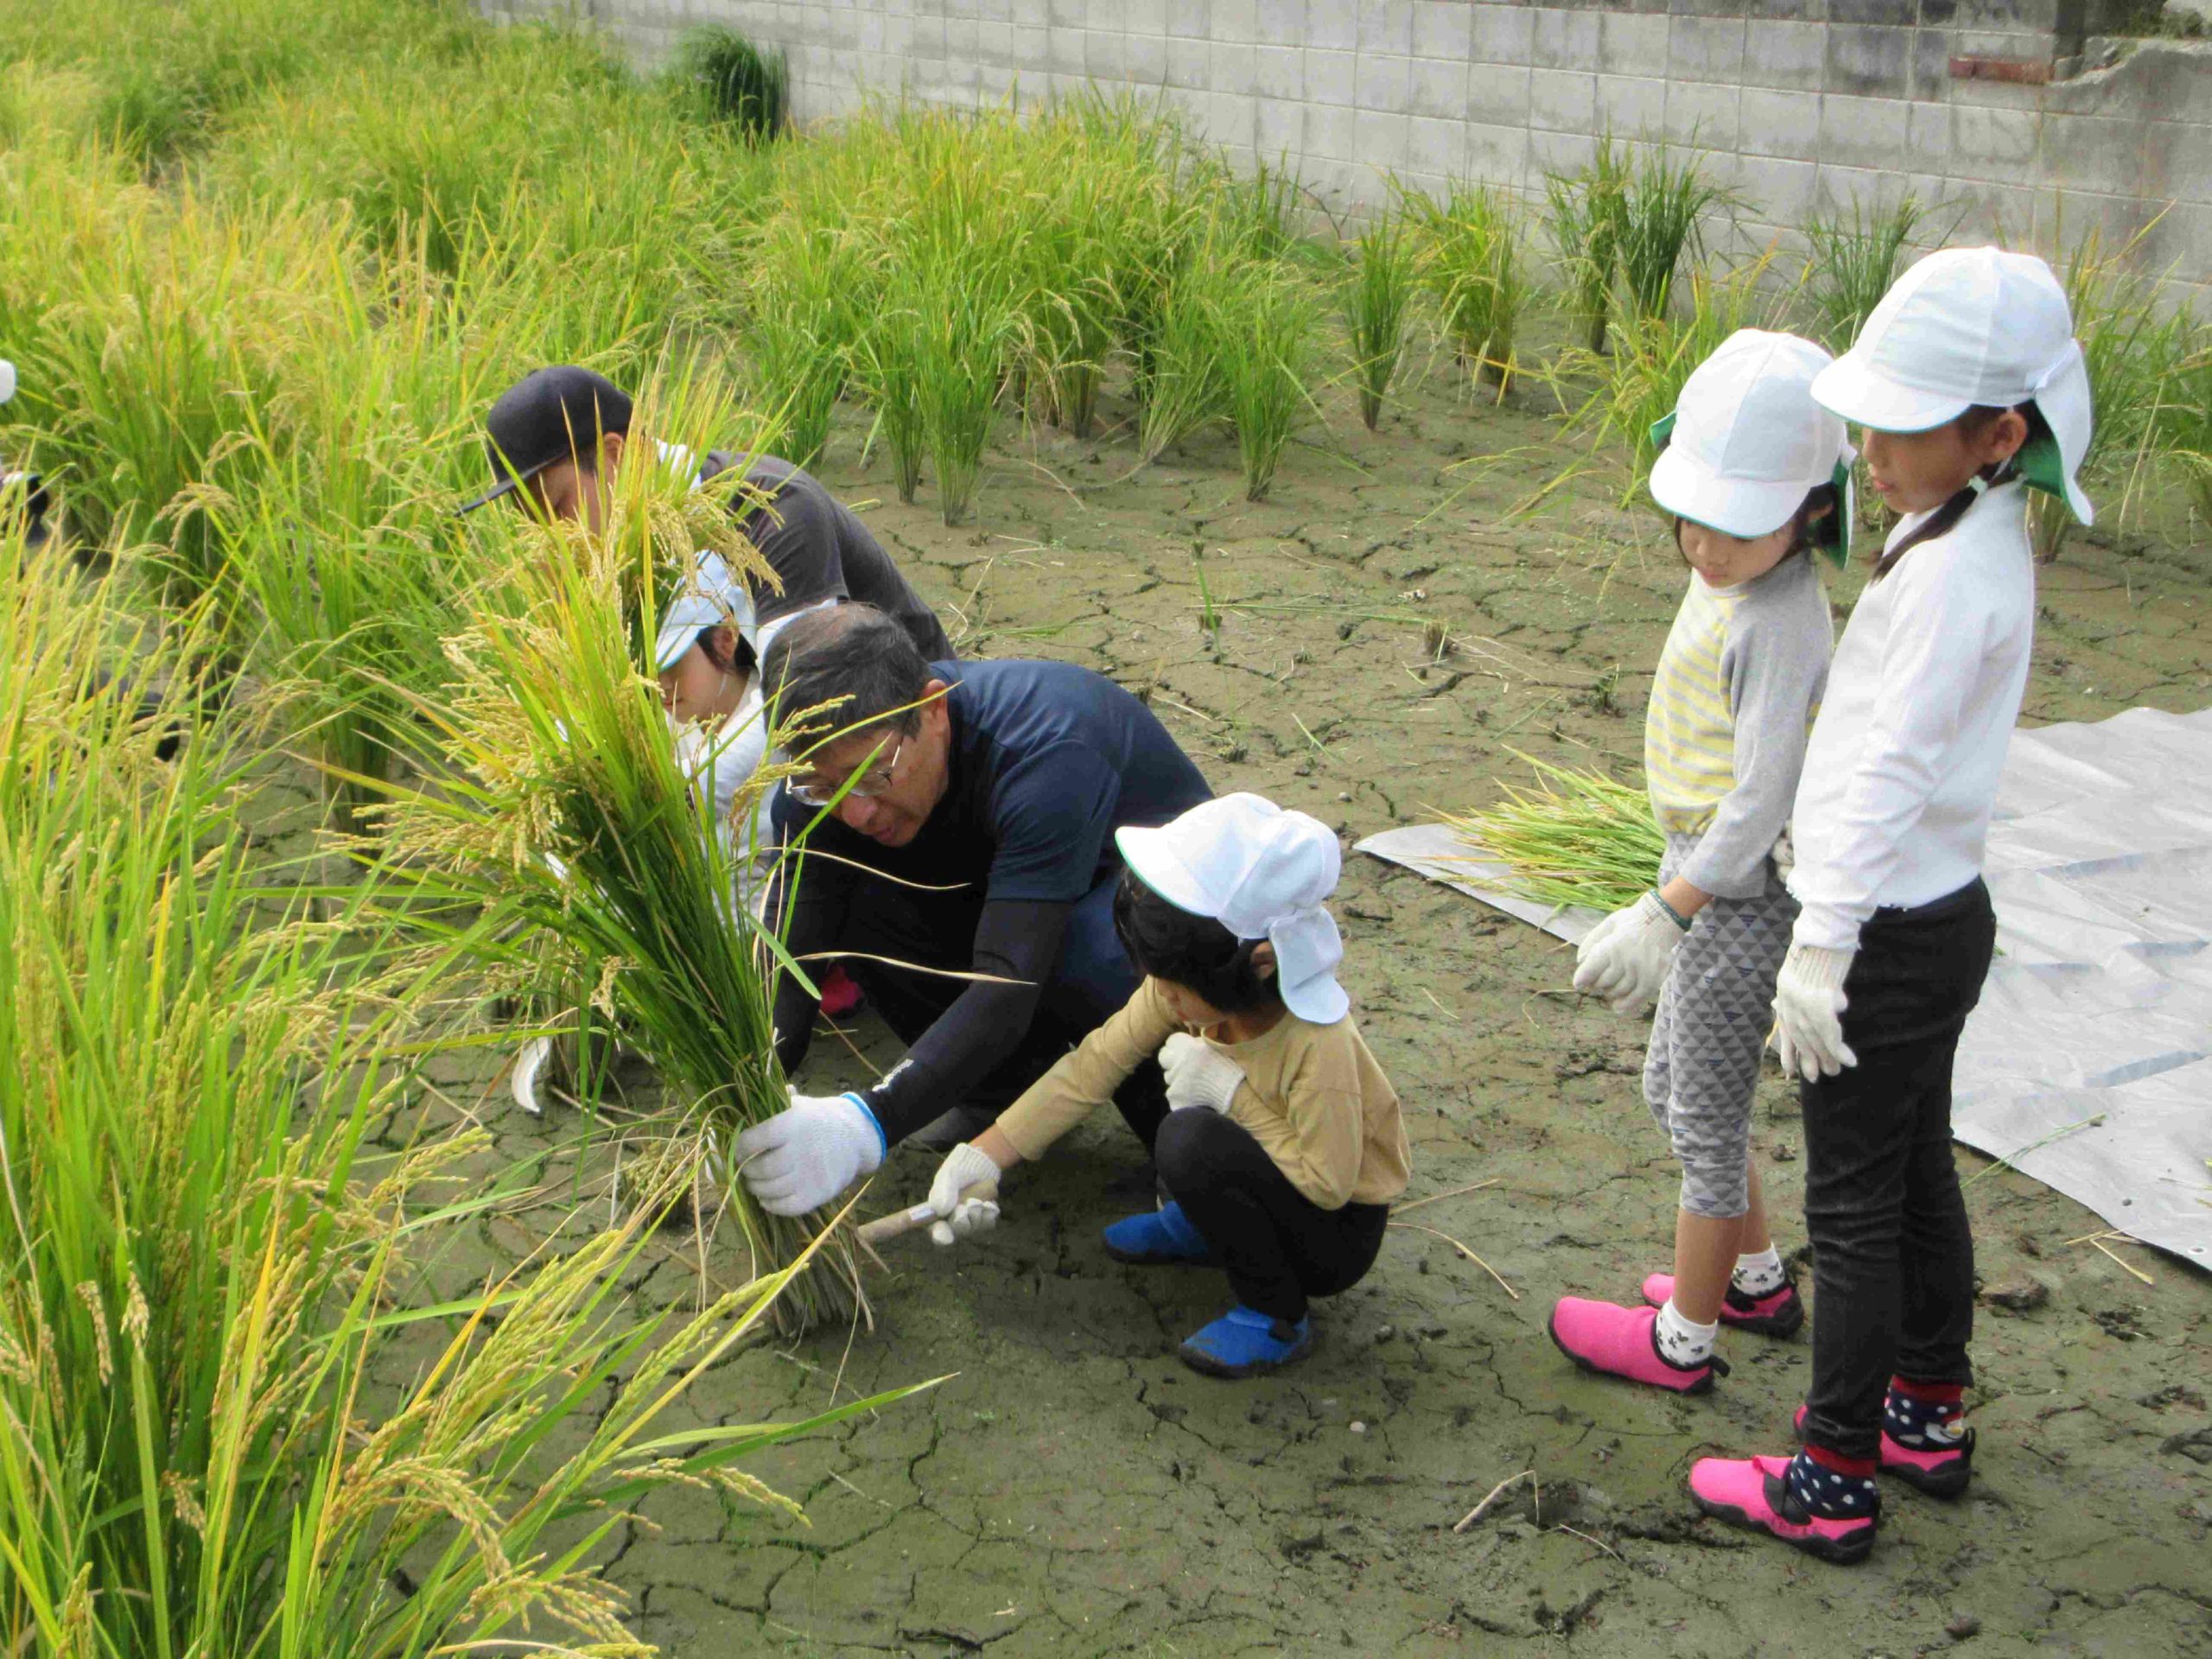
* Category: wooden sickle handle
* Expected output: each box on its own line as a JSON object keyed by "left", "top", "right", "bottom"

{"left": 855, "top": 1180, "right": 1000, "bottom": 1247}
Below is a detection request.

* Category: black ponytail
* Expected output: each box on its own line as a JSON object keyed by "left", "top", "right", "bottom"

{"left": 1871, "top": 403, "right": 2050, "bottom": 582}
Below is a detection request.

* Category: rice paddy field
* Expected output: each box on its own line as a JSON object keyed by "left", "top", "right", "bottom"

{"left": 5, "top": 1, "right": 2211, "bottom": 1653}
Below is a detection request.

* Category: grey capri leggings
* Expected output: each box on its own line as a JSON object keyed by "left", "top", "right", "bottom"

{"left": 1643, "top": 834, "right": 1796, "bottom": 1219}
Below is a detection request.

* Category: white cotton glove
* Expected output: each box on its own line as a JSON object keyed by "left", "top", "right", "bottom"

{"left": 1771, "top": 825, "right": 1796, "bottom": 884}
{"left": 1160, "top": 1032, "right": 1245, "bottom": 1113}
{"left": 1572, "top": 891, "right": 1687, "bottom": 1014}
{"left": 735, "top": 1089, "right": 884, "bottom": 1217}
{"left": 1771, "top": 944, "right": 1859, "bottom": 1082}
{"left": 925, "top": 1141, "right": 1004, "bottom": 1248}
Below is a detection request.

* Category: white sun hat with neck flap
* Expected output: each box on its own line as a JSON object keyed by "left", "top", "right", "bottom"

{"left": 1809, "top": 245, "right": 2094, "bottom": 524}
{"left": 1649, "top": 328, "right": 1854, "bottom": 555}
{"left": 653, "top": 550, "right": 757, "bottom": 672}
{"left": 1115, "top": 792, "right": 1350, "bottom": 1025}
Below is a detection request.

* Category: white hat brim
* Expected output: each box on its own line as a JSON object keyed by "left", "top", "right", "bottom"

{"left": 1649, "top": 445, "right": 1815, "bottom": 540}
{"left": 1810, "top": 353, "right": 1968, "bottom": 434}
{"left": 1114, "top": 823, "right": 1214, "bottom": 920}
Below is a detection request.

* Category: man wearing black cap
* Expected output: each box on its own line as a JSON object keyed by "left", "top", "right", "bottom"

{"left": 460, "top": 365, "right": 952, "bottom": 663}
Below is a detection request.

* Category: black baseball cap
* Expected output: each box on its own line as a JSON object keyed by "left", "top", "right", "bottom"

{"left": 455, "top": 365, "right": 633, "bottom": 514}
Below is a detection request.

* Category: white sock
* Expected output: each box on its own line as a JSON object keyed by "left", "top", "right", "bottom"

{"left": 1732, "top": 1248, "right": 1786, "bottom": 1297}
{"left": 1654, "top": 1299, "right": 1718, "bottom": 1367}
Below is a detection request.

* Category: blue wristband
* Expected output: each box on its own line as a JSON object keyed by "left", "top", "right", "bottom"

{"left": 842, "top": 1090, "right": 887, "bottom": 1159}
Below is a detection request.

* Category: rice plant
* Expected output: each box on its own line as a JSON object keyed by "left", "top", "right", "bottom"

{"left": 1221, "top": 269, "right": 1319, "bottom": 501}
{"left": 1802, "top": 194, "right": 1928, "bottom": 352}
{"left": 743, "top": 222, "right": 862, "bottom": 468}
{"left": 372, "top": 448, "right": 870, "bottom": 1334}
{"left": 852, "top": 292, "right": 931, "bottom": 505}
{"left": 1545, "top": 135, "right": 1630, "bottom": 353}
{"left": 1401, "top": 180, "right": 1527, "bottom": 395}
{"left": 910, "top": 255, "right": 1027, "bottom": 525}
{"left": 1615, "top": 142, "right": 1738, "bottom": 323}
{"left": 2160, "top": 329, "right": 2212, "bottom": 527}
{"left": 0, "top": 532, "right": 919, "bottom": 1656}
{"left": 1344, "top": 213, "right": 1418, "bottom": 429}
{"left": 1439, "top": 754, "right": 1663, "bottom": 913}
{"left": 1220, "top": 153, "right": 1306, "bottom": 261}
{"left": 2037, "top": 218, "right": 2190, "bottom": 562}
{"left": 18, "top": 188, "right": 346, "bottom": 614}
{"left": 670, "top": 23, "right": 791, "bottom": 143}
{"left": 1565, "top": 252, "right": 1782, "bottom": 499}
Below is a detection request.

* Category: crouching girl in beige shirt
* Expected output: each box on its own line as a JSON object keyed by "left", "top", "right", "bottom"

{"left": 925, "top": 793, "right": 1410, "bottom": 1378}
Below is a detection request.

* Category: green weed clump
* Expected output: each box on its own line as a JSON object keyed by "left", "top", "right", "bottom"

{"left": 670, "top": 23, "right": 791, "bottom": 143}
{"left": 1402, "top": 180, "right": 1527, "bottom": 395}
{"left": 1343, "top": 215, "right": 1418, "bottom": 429}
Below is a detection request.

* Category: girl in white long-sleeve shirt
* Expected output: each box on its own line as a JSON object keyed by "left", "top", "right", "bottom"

{"left": 1687, "top": 248, "right": 2095, "bottom": 1567}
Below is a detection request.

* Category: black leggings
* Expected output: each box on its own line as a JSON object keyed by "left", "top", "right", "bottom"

{"left": 1156, "top": 1110, "right": 1389, "bottom": 1324}
{"left": 1798, "top": 880, "right": 1995, "bottom": 1462}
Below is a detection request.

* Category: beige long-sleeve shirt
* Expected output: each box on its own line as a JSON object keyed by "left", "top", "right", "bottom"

{"left": 996, "top": 977, "right": 1412, "bottom": 1211}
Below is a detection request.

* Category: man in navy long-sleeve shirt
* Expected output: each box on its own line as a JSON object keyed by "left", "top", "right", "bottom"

{"left": 735, "top": 605, "right": 1212, "bottom": 1220}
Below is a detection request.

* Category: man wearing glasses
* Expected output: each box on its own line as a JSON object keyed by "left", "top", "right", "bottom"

{"left": 459, "top": 365, "right": 953, "bottom": 665}
{"left": 734, "top": 604, "right": 1215, "bottom": 1221}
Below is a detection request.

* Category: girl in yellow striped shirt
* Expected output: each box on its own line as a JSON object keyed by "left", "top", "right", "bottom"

{"left": 1548, "top": 331, "right": 1847, "bottom": 1395}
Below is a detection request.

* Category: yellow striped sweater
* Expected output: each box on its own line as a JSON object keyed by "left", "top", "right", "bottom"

{"left": 1643, "top": 554, "right": 1834, "bottom": 899}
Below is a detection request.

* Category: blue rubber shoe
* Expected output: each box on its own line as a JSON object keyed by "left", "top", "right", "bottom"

{"left": 1179, "top": 1305, "right": 1314, "bottom": 1379}
{"left": 1102, "top": 1200, "right": 1213, "bottom": 1265}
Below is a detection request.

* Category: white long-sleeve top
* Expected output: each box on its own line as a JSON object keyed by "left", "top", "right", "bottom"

{"left": 1788, "top": 482, "right": 2034, "bottom": 952}
{"left": 671, "top": 682, "right": 776, "bottom": 908}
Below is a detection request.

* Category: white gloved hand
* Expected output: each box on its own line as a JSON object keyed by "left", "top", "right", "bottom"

{"left": 1771, "top": 825, "right": 1796, "bottom": 884}
{"left": 929, "top": 1196, "right": 1001, "bottom": 1247}
{"left": 1572, "top": 891, "right": 1687, "bottom": 1014}
{"left": 1160, "top": 1032, "right": 1245, "bottom": 1113}
{"left": 1771, "top": 944, "right": 1858, "bottom": 1082}
{"left": 735, "top": 1089, "right": 884, "bottom": 1217}
{"left": 925, "top": 1141, "right": 1004, "bottom": 1247}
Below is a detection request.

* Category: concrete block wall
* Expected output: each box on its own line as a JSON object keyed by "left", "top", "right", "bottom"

{"left": 483, "top": 0, "right": 2212, "bottom": 307}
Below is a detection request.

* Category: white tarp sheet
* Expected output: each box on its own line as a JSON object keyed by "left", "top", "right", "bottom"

{"left": 1357, "top": 703, "right": 2212, "bottom": 1269}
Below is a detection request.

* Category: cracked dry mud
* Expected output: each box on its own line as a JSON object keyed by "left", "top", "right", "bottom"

{"left": 450, "top": 364, "right": 2211, "bottom": 1656}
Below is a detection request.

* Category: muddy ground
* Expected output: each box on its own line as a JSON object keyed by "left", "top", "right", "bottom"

{"left": 453, "top": 353, "right": 2211, "bottom": 1656}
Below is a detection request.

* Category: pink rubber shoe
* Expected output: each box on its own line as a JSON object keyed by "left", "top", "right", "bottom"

{"left": 1688, "top": 1454, "right": 1877, "bottom": 1565}
{"left": 1641, "top": 1272, "right": 1805, "bottom": 1338}
{"left": 1793, "top": 1405, "right": 1974, "bottom": 1499}
{"left": 1547, "top": 1297, "right": 1726, "bottom": 1394}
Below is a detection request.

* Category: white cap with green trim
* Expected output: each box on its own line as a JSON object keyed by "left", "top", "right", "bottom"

{"left": 1810, "top": 245, "right": 2094, "bottom": 525}
{"left": 1649, "top": 328, "right": 1854, "bottom": 553}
